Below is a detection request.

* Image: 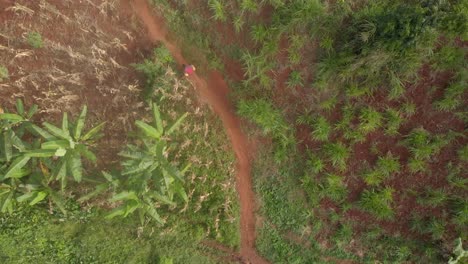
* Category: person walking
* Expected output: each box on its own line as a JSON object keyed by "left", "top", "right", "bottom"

{"left": 183, "top": 64, "right": 196, "bottom": 76}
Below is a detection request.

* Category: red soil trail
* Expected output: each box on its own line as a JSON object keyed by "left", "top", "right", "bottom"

{"left": 127, "top": 0, "right": 267, "bottom": 263}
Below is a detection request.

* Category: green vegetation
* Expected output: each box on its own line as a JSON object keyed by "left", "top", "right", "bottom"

{"left": 0, "top": 65, "right": 8, "bottom": 82}
{"left": 2, "top": 0, "right": 467, "bottom": 262}
{"left": 360, "top": 188, "right": 394, "bottom": 220}
{"left": 88, "top": 102, "right": 189, "bottom": 224}
{"left": 321, "top": 173, "right": 348, "bottom": 203}
{"left": 310, "top": 116, "right": 332, "bottom": 141}
{"left": 26, "top": 31, "right": 43, "bottom": 49}
{"left": 0, "top": 205, "right": 215, "bottom": 263}
{"left": 286, "top": 70, "right": 304, "bottom": 88}
{"left": 449, "top": 238, "right": 468, "bottom": 264}
{"left": 0, "top": 99, "right": 102, "bottom": 214}
{"left": 358, "top": 107, "right": 383, "bottom": 134}
{"left": 1, "top": 43, "right": 239, "bottom": 261}
{"left": 154, "top": 0, "right": 467, "bottom": 261}
{"left": 384, "top": 108, "right": 403, "bottom": 136}
{"left": 324, "top": 142, "right": 350, "bottom": 171}
{"left": 363, "top": 152, "right": 400, "bottom": 186}
{"left": 130, "top": 46, "right": 239, "bottom": 247}
{"left": 238, "top": 98, "right": 294, "bottom": 162}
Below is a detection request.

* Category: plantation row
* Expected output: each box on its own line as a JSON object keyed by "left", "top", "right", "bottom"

{"left": 153, "top": 0, "right": 467, "bottom": 262}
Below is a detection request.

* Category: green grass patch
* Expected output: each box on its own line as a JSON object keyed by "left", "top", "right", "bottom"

{"left": 0, "top": 204, "right": 216, "bottom": 264}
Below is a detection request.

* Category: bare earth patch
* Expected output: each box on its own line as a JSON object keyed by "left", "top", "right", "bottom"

{"left": 0, "top": 0, "right": 154, "bottom": 169}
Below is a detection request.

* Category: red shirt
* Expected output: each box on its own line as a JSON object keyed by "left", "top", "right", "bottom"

{"left": 184, "top": 65, "right": 194, "bottom": 75}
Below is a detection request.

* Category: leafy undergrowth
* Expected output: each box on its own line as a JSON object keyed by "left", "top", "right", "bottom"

{"left": 0, "top": 204, "right": 215, "bottom": 263}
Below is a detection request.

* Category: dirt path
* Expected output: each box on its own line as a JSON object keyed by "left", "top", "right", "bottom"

{"left": 127, "top": 0, "right": 267, "bottom": 263}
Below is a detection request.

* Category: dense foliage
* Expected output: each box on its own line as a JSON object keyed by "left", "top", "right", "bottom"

{"left": 154, "top": 0, "right": 468, "bottom": 262}
{"left": 0, "top": 100, "right": 105, "bottom": 214}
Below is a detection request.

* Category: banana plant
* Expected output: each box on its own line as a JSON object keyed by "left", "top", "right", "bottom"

{"left": 0, "top": 99, "right": 58, "bottom": 212}
{"left": 28, "top": 105, "right": 105, "bottom": 190}
{"left": 0, "top": 99, "right": 38, "bottom": 164}
{"left": 0, "top": 99, "right": 50, "bottom": 181}
{"left": 78, "top": 171, "right": 120, "bottom": 203}
{"left": 0, "top": 99, "right": 38, "bottom": 133}
{"left": 14, "top": 181, "right": 67, "bottom": 214}
{"left": 107, "top": 102, "right": 189, "bottom": 224}
{"left": 0, "top": 174, "right": 16, "bottom": 213}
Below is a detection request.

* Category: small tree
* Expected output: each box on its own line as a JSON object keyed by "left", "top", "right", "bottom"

{"left": 105, "top": 102, "right": 189, "bottom": 224}
{"left": 0, "top": 100, "right": 103, "bottom": 214}
{"left": 30, "top": 105, "right": 106, "bottom": 188}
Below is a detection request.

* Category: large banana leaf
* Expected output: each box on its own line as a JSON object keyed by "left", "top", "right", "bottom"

{"left": 52, "top": 158, "right": 67, "bottom": 191}
{"left": 152, "top": 102, "right": 164, "bottom": 134}
{"left": 81, "top": 121, "right": 106, "bottom": 141}
{"left": 15, "top": 99, "right": 24, "bottom": 116}
{"left": 109, "top": 191, "right": 139, "bottom": 202}
{"left": 28, "top": 124, "right": 55, "bottom": 141}
{"left": 162, "top": 169, "right": 175, "bottom": 200}
{"left": 135, "top": 120, "right": 162, "bottom": 139}
{"left": 76, "top": 144, "right": 97, "bottom": 164}
{"left": 16, "top": 192, "right": 34, "bottom": 203}
{"left": 27, "top": 104, "right": 38, "bottom": 119}
{"left": 48, "top": 189, "right": 67, "bottom": 215}
{"left": 62, "top": 113, "right": 69, "bottom": 132}
{"left": 118, "top": 147, "right": 146, "bottom": 160}
{"left": 161, "top": 160, "right": 184, "bottom": 183}
{"left": 151, "top": 191, "right": 176, "bottom": 206}
{"left": 166, "top": 112, "right": 188, "bottom": 136}
{"left": 121, "top": 160, "right": 153, "bottom": 176}
{"left": 23, "top": 149, "right": 56, "bottom": 158}
{"left": 0, "top": 113, "right": 24, "bottom": 122}
{"left": 1, "top": 130, "right": 28, "bottom": 162}
{"left": 105, "top": 205, "right": 127, "bottom": 219}
{"left": 41, "top": 139, "right": 69, "bottom": 149}
{"left": 143, "top": 200, "right": 164, "bottom": 224}
{"left": 4, "top": 155, "right": 30, "bottom": 179}
{"left": 2, "top": 130, "right": 12, "bottom": 162}
{"left": 123, "top": 201, "right": 140, "bottom": 217}
{"left": 1, "top": 190, "right": 14, "bottom": 213}
{"left": 9, "top": 130, "right": 26, "bottom": 152}
{"left": 43, "top": 122, "right": 73, "bottom": 143}
{"left": 4, "top": 168, "right": 31, "bottom": 179}
{"left": 68, "top": 152, "right": 82, "bottom": 182}
{"left": 29, "top": 191, "right": 48, "bottom": 205}
{"left": 74, "top": 105, "right": 87, "bottom": 140}
{"left": 173, "top": 181, "right": 188, "bottom": 203}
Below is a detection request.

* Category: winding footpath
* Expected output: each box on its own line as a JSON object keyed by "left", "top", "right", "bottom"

{"left": 127, "top": 0, "right": 267, "bottom": 263}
